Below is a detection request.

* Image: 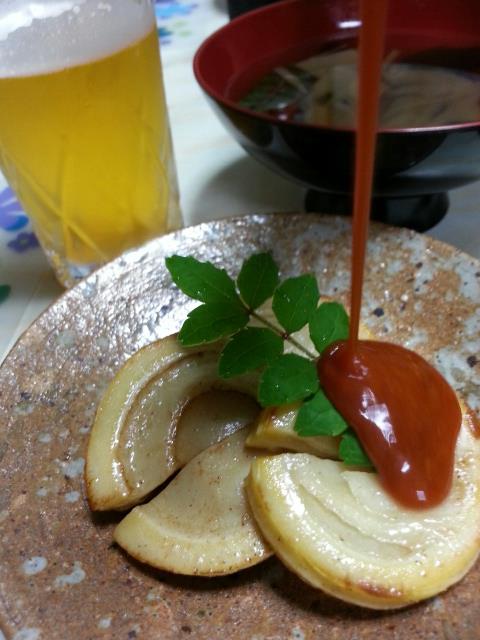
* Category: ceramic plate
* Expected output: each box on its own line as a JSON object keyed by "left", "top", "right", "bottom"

{"left": 0, "top": 214, "right": 479, "bottom": 640}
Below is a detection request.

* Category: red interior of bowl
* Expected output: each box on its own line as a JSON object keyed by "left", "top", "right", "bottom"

{"left": 194, "top": 0, "right": 480, "bottom": 131}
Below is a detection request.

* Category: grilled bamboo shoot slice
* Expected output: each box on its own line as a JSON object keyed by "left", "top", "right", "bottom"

{"left": 86, "top": 336, "right": 258, "bottom": 510}
{"left": 114, "top": 429, "right": 271, "bottom": 575}
{"left": 246, "top": 403, "right": 339, "bottom": 457}
{"left": 247, "top": 407, "right": 480, "bottom": 609}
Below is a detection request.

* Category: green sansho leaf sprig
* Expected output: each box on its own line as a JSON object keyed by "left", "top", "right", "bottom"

{"left": 166, "top": 252, "right": 371, "bottom": 468}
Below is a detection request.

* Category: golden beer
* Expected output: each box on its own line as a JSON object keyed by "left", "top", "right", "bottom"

{"left": 0, "top": 1, "right": 181, "bottom": 286}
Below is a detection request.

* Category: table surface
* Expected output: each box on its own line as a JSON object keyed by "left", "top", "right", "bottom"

{"left": 1, "top": 0, "right": 479, "bottom": 363}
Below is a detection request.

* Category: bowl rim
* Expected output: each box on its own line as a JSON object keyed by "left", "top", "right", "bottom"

{"left": 193, "top": 0, "right": 480, "bottom": 135}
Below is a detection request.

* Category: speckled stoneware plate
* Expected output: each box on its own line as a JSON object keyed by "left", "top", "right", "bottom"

{"left": 0, "top": 214, "right": 479, "bottom": 640}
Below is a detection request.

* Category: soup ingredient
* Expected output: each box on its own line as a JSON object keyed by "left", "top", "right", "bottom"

{"left": 239, "top": 48, "right": 480, "bottom": 128}
{"left": 86, "top": 335, "right": 258, "bottom": 511}
{"left": 114, "top": 429, "right": 271, "bottom": 575}
{"left": 247, "top": 405, "right": 480, "bottom": 609}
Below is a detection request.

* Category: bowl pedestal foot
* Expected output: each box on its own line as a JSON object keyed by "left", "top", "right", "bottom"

{"left": 304, "top": 190, "right": 449, "bottom": 232}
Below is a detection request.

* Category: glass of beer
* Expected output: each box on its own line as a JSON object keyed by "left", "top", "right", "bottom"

{"left": 0, "top": 0, "right": 181, "bottom": 287}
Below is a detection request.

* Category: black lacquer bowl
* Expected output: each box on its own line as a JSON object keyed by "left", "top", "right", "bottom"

{"left": 194, "top": 0, "right": 480, "bottom": 230}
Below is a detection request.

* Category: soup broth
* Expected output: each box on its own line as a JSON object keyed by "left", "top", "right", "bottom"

{"left": 239, "top": 48, "right": 480, "bottom": 128}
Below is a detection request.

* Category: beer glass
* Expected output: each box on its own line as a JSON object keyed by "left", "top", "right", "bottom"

{"left": 0, "top": 0, "right": 181, "bottom": 287}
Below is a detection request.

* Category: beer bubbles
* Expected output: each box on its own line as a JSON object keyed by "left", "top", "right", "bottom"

{"left": 0, "top": 1, "right": 154, "bottom": 77}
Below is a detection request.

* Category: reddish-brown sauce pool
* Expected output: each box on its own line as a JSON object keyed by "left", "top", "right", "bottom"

{"left": 319, "top": 340, "right": 462, "bottom": 508}
{"left": 319, "top": 0, "right": 462, "bottom": 509}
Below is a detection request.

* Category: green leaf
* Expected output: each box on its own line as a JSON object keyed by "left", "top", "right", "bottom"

{"left": 294, "top": 389, "right": 348, "bottom": 437}
{"left": 166, "top": 255, "right": 241, "bottom": 306}
{"left": 258, "top": 353, "right": 319, "bottom": 407}
{"left": 219, "top": 327, "right": 283, "bottom": 378}
{"left": 178, "top": 302, "right": 249, "bottom": 346}
{"left": 309, "top": 301, "right": 349, "bottom": 354}
{"left": 237, "top": 252, "right": 279, "bottom": 310}
{"left": 0, "top": 285, "right": 11, "bottom": 305}
{"left": 272, "top": 274, "right": 319, "bottom": 333}
{"left": 339, "top": 430, "right": 373, "bottom": 468}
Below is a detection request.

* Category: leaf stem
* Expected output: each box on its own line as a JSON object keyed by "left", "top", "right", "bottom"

{"left": 249, "top": 309, "right": 317, "bottom": 359}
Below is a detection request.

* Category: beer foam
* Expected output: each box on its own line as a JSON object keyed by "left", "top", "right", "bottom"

{"left": 0, "top": 0, "right": 155, "bottom": 77}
